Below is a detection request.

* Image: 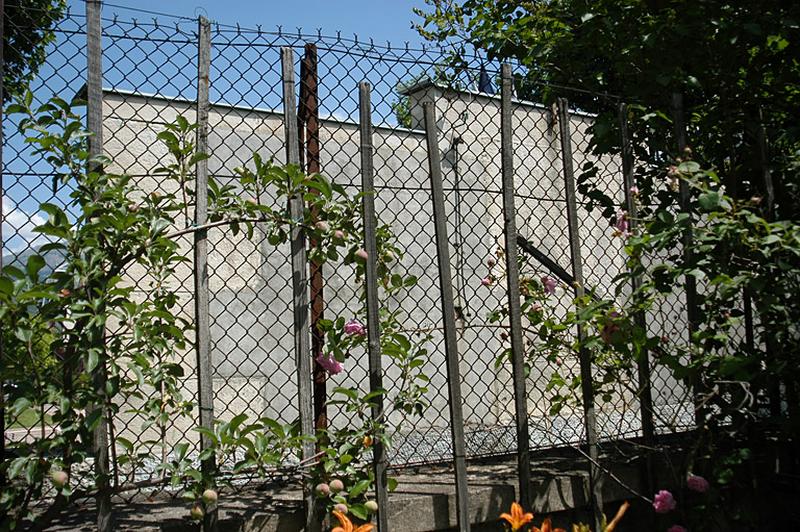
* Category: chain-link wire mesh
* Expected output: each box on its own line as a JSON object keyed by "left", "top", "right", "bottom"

{"left": 1, "top": 6, "right": 702, "bottom": 498}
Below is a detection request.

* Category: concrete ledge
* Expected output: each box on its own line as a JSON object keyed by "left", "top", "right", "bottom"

{"left": 49, "top": 451, "right": 648, "bottom": 531}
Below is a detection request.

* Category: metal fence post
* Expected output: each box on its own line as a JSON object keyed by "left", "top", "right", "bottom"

{"left": 499, "top": 64, "right": 532, "bottom": 509}
{"left": 359, "top": 81, "right": 390, "bottom": 532}
{"left": 424, "top": 101, "right": 471, "bottom": 532}
{"left": 619, "top": 102, "right": 656, "bottom": 493}
{"left": 194, "top": 16, "right": 218, "bottom": 532}
{"left": 557, "top": 97, "right": 603, "bottom": 530}
{"left": 671, "top": 93, "right": 702, "bottom": 425}
{"left": 281, "top": 46, "right": 318, "bottom": 530}
{"left": 86, "top": 2, "right": 112, "bottom": 529}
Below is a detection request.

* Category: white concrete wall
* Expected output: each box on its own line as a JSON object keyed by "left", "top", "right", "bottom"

{"left": 102, "top": 86, "right": 689, "bottom": 463}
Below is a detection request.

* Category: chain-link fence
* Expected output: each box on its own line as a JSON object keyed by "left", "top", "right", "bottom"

{"left": 2, "top": 3, "right": 698, "bottom": 508}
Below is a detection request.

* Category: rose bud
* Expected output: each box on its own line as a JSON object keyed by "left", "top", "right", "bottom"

{"left": 365, "top": 500, "right": 379, "bottom": 513}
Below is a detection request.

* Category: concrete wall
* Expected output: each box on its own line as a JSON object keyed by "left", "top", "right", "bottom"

{"left": 101, "top": 85, "right": 689, "bottom": 464}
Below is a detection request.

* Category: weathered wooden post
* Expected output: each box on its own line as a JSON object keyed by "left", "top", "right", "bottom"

{"left": 424, "top": 101, "right": 471, "bottom": 532}
{"left": 281, "top": 46, "right": 318, "bottom": 530}
{"left": 557, "top": 97, "right": 603, "bottom": 531}
{"left": 619, "top": 102, "right": 656, "bottom": 494}
{"left": 671, "top": 93, "right": 703, "bottom": 425}
{"left": 0, "top": 0, "right": 6, "bottom": 488}
{"left": 194, "top": 16, "right": 218, "bottom": 532}
{"left": 86, "top": 1, "right": 112, "bottom": 529}
{"left": 358, "top": 80, "right": 390, "bottom": 532}
{"left": 499, "top": 63, "right": 532, "bottom": 509}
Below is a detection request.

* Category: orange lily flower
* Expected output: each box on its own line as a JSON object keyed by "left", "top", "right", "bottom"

{"left": 331, "top": 510, "right": 373, "bottom": 532}
{"left": 533, "top": 517, "right": 567, "bottom": 532}
{"left": 500, "top": 502, "right": 534, "bottom": 531}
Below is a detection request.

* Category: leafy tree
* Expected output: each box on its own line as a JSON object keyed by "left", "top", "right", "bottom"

{"left": 420, "top": 2, "right": 800, "bottom": 527}
{"left": 0, "top": 94, "right": 428, "bottom": 528}
{"left": 414, "top": 0, "right": 800, "bottom": 219}
{"left": 3, "top": 0, "right": 66, "bottom": 102}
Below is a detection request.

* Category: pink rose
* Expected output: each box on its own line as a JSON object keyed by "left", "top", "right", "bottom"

{"left": 541, "top": 276, "right": 557, "bottom": 295}
{"left": 481, "top": 277, "right": 492, "bottom": 287}
{"left": 355, "top": 248, "right": 368, "bottom": 260}
{"left": 667, "top": 526, "right": 688, "bottom": 532}
{"left": 315, "top": 220, "right": 330, "bottom": 232}
{"left": 686, "top": 474, "right": 709, "bottom": 493}
{"left": 653, "top": 490, "right": 676, "bottom": 514}
{"left": 629, "top": 185, "right": 640, "bottom": 196}
{"left": 343, "top": 318, "right": 366, "bottom": 336}
{"left": 333, "top": 230, "right": 346, "bottom": 240}
{"left": 613, "top": 209, "right": 630, "bottom": 238}
{"left": 315, "top": 354, "right": 343, "bottom": 375}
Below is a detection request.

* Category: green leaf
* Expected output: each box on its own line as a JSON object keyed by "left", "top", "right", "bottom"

{"left": 349, "top": 479, "right": 371, "bottom": 498}
{"left": 26, "top": 254, "right": 46, "bottom": 279}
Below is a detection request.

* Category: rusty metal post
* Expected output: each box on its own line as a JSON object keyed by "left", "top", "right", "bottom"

{"left": 499, "top": 64, "right": 532, "bottom": 509}
{"left": 300, "top": 43, "right": 328, "bottom": 435}
{"left": 424, "top": 101, "right": 471, "bottom": 532}
{"left": 558, "top": 98, "right": 603, "bottom": 531}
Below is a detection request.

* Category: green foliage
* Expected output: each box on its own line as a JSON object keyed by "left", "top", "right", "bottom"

{"left": 414, "top": 0, "right": 800, "bottom": 219}
{"left": 3, "top": 0, "right": 66, "bottom": 103}
{"left": 0, "top": 93, "right": 429, "bottom": 528}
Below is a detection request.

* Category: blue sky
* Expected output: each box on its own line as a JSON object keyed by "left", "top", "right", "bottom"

{"left": 3, "top": 1, "right": 437, "bottom": 255}
{"left": 77, "top": 0, "right": 431, "bottom": 47}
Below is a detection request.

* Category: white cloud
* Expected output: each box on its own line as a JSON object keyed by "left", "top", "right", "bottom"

{"left": 2, "top": 196, "right": 52, "bottom": 254}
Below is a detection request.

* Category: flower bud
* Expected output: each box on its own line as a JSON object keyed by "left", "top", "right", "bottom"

{"left": 315, "top": 483, "right": 330, "bottom": 497}
{"left": 315, "top": 221, "right": 330, "bottom": 232}
{"left": 334, "top": 230, "right": 346, "bottom": 240}
{"left": 329, "top": 479, "right": 345, "bottom": 493}
{"left": 363, "top": 435, "right": 373, "bottom": 448}
{"left": 355, "top": 249, "right": 368, "bottom": 261}
{"left": 486, "top": 257, "right": 496, "bottom": 267}
{"left": 365, "top": 500, "right": 379, "bottom": 513}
